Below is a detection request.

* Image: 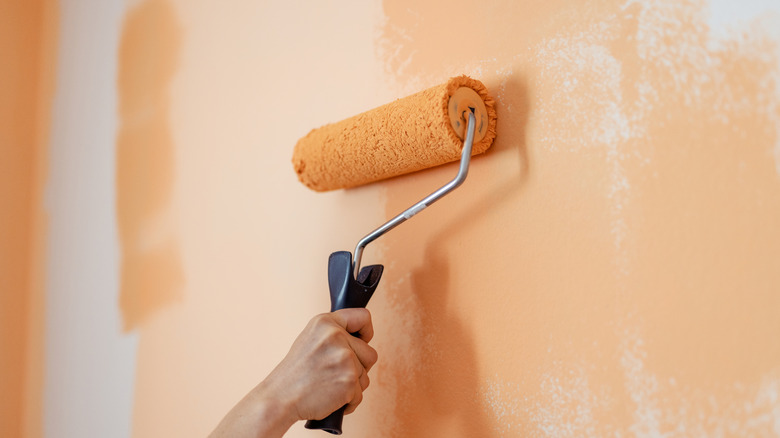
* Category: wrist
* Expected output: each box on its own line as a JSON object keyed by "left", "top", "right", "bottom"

{"left": 209, "top": 380, "right": 298, "bottom": 438}
{"left": 250, "top": 379, "right": 300, "bottom": 434}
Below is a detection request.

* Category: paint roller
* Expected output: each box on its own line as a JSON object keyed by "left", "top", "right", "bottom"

{"left": 292, "top": 75, "right": 497, "bottom": 434}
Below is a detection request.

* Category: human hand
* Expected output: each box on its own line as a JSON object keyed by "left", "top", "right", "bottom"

{"left": 209, "top": 308, "right": 377, "bottom": 438}
{"left": 265, "top": 308, "right": 378, "bottom": 420}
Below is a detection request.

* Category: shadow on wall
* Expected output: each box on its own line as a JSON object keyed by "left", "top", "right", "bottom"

{"left": 384, "top": 75, "right": 531, "bottom": 437}
{"left": 116, "top": 0, "right": 183, "bottom": 331}
{"left": 378, "top": 0, "right": 780, "bottom": 435}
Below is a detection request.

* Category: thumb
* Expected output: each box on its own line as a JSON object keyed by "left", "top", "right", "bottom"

{"left": 331, "top": 308, "right": 373, "bottom": 342}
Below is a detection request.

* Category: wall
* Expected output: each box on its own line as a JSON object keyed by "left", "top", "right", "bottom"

{"left": 43, "top": 1, "right": 138, "bottom": 436}
{"left": 372, "top": 1, "right": 780, "bottom": 435}
{"left": 0, "top": 2, "right": 40, "bottom": 436}
{"left": 125, "top": 2, "right": 392, "bottom": 436}
{"left": 0, "top": 1, "right": 55, "bottom": 437}
{"left": 10, "top": 0, "right": 780, "bottom": 437}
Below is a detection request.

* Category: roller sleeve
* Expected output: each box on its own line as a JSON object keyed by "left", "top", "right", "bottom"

{"left": 292, "top": 75, "right": 497, "bottom": 191}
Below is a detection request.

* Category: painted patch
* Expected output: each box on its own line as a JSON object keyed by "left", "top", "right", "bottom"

{"left": 116, "top": 0, "right": 183, "bottom": 330}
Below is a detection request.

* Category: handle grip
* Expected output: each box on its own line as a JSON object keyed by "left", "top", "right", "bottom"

{"left": 304, "top": 251, "right": 383, "bottom": 435}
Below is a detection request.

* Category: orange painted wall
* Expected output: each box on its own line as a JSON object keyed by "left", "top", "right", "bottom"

{"left": 0, "top": 2, "right": 36, "bottom": 433}
{"left": 368, "top": 2, "right": 780, "bottom": 435}
{"left": 0, "top": 1, "right": 54, "bottom": 437}
{"left": 31, "top": 0, "right": 780, "bottom": 436}
{"left": 119, "top": 1, "right": 780, "bottom": 437}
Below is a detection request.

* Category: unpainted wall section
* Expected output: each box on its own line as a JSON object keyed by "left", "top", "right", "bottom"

{"left": 42, "top": 0, "right": 138, "bottom": 437}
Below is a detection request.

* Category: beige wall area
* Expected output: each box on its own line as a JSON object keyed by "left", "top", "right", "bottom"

{"left": 5, "top": 0, "right": 780, "bottom": 437}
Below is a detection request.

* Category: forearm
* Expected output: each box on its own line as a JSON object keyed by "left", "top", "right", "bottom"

{"left": 209, "top": 381, "right": 297, "bottom": 438}
{"left": 210, "top": 310, "right": 377, "bottom": 437}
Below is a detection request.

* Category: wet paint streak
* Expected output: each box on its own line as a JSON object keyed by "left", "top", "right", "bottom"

{"left": 117, "top": 0, "right": 183, "bottom": 331}
{"left": 0, "top": 1, "right": 59, "bottom": 437}
{"left": 25, "top": 3, "right": 60, "bottom": 437}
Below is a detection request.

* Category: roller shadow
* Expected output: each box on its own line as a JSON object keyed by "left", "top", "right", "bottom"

{"left": 387, "top": 74, "right": 531, "bottom": 436}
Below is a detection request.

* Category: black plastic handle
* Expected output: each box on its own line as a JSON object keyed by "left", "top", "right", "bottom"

{"left": 304, "top": 251, "right": 383, "bottom": 435}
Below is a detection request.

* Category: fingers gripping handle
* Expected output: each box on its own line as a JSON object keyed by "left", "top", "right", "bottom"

{"left": 304, "top": 251, "right": 383, "bottom": 435}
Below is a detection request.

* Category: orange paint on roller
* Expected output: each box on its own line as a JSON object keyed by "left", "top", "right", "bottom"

{"left": 292, "top": 75, "right": 497, "bottom": 191}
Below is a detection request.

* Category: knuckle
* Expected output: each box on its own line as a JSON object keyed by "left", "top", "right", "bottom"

{"left": 343, "top": 363, "right": 360, "bottom": 382}
{"left": 367, "top": 346, "right": 378, "bottom": 365}
{"left": 346, "top": 390, "right": 363, "bottom": 413}
{"left": 310, "top": 313, "right": 326, "bottom": 325}
{"left": 314, "top": 325, "right": 344, "bottom": 351}
{"left": 362, "top": 374, "right": 371, "bottom": 390}
{"left": 334, "top": 348, "right": 354, "bottom": 367}
{"left": 335, "top": 377, "right": 358, "bottom": 407}
{"left": 324, "top": 326, "right": 343, "bottom": 344}
{"left": 311, "top": 313, "right": 332, "bottom": 330}
{"left": 332, "top": 350, "right": 361, "bottom": 382}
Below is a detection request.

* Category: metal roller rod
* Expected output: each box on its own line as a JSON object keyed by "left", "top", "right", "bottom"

{"left": 352, "top": 111, "right": 477, "bottom": 279}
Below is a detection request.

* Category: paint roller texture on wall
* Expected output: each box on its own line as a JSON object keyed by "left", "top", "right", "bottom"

{"left": 292, "top": 75, "right": 497, "bottom": 191}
